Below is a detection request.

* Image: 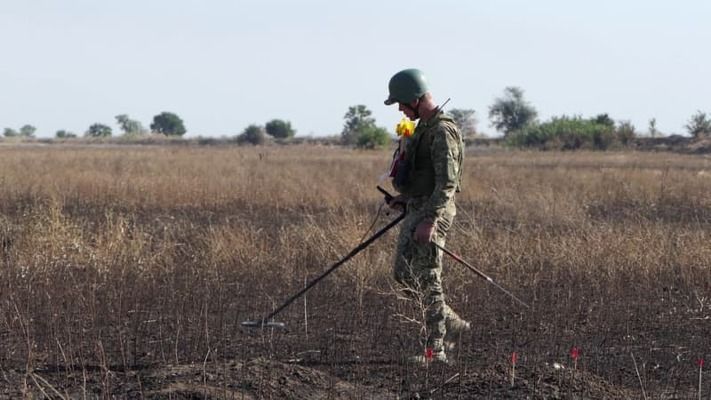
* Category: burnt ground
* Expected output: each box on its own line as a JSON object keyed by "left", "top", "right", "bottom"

{"left": 1, "top": 278, "right": 709, "bottom": 399}
{"left": 0, "top": 356, "right": 636, "bottom": 399}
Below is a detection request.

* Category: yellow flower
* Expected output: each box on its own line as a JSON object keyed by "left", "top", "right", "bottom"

{"left": 396, "top": 118, "right": 415, "bottom": 138}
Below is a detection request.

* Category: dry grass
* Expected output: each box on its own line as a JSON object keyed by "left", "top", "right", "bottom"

{"left": 0, "top": 144, "right": 710, "bottom": 396}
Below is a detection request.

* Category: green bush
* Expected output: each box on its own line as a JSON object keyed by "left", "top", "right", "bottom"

{"left": 508, "top": 115, "right": 627, "bottom": 150}
{"left": 356, "top": 125, "right": 391, "bottom": 149}
{"left": 56, "top": 130, "right": 77, "bottom": 139}
{"left": 265, "top": 119, "right": 295, "bottom": 139}
{"left": 237, "top": 124, "right": 267, "bottom": 145}
{"left": 3, "top": 128, "right": 18, "bottom": 137}
{"left": 85, "top": 123, "right": 112, "bottom": 138}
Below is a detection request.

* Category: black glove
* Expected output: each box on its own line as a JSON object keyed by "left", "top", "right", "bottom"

{"left": 388, "top": 194, "right": 407, "bottom": 212}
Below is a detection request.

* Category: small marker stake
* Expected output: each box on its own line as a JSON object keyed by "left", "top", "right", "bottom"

{"left": 425, "top": 347, "right": 433, "bottom": 361}
{"left": 698, "top": 358, "right": 704, "bottom": 400}
{"left": 570, "top": 346, "right": 580, "bottom": 370}
{"left": 511, "top": 352, "right": 518, "bottom": 387}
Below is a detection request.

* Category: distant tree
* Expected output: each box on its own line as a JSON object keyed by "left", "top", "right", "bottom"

{"left": 647, "top": 118, "right": 659, "bottom": 138}
{"left": 150, "top": 112, "right": 186, "bottom": 136}
{"left": 342, "top": 105, "right": 376, "bottom": 145}
{"left": 488, "top": 87, "right": 537, "bottom": 136}
{"left": 265, "top": 119, "right": 295, "bottom": 139}
{"left": 3, "top": 128, "right": 18, "bottom": 137}
{"left": 85, "top": 123, "right": 112, "bottom": 138}
{"left": 19, "top": 125, "right": 36, "bottom": 138}
{"left": 116, "top": 114, "right": 147, "bottom": 136}
{"left": 237, "top": 124, "right": 267, "bottom": 145}
{"left": 449, "top": 108, "right": 478, "bottom": 137}
{"left": 56, "top": 130, "right": 77, "bottom": 139}
{"left": 616, "top": 121, "right": 636, "bottom": 145}
{"left": 356, "top": 125, "right": 391, "bottom": 149}
{"left": 685, "top": 111, "right": 711, "bottom": 138}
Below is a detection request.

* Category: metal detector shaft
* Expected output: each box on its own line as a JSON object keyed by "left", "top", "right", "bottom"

{"left": 434, "top": 243, "right": 530, "bottom": 309}
{"left": 253, "top": 211, "right": 406, "bottom": 324}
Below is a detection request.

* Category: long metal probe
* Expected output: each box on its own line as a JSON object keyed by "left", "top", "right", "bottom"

{"left": 434, "top": 243, "right": 530, "bottom": 309}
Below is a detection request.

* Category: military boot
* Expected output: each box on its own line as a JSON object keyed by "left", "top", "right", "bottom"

{"left": 443, "top": 308, "right": 471, "bottom": 351}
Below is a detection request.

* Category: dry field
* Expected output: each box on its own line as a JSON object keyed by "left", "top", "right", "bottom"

{"left": 0, "top": 144, "right": 710, "bottom": 399}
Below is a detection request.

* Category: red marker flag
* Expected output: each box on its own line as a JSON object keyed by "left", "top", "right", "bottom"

{"left": 570, "top": 347, "right": 580, "bottom": 360}
{"left": 698, "top": 359, "right": 704, "bottom": 368}
{"left": 510, "top": 352, "right": 518, "bottom": 387}
{"left": 425, "top": 347, "right": 433, "bottom": 360}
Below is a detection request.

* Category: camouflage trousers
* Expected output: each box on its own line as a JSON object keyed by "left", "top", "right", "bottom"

{"left": 393, "top": 198, "right": 457, "bottom": 352}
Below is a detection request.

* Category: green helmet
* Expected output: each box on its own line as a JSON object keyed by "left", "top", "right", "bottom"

{"left": 384, "top": 68, "right": 429, "bottom": 105}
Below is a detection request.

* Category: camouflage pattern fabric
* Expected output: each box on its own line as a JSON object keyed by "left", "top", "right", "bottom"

{"left": 394, "top": 198, "right": 455, "bottom": 350}
{"left": 392, "top": 112, "right": 464, "bottom": 352}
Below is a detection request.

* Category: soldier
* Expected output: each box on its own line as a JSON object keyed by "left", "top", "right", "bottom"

{"left": 384, "top": 68, "right": 470, "bottom": 364}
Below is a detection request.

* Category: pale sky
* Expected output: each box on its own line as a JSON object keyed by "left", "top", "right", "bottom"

{"left": 1, "top": 0, "right": 710, "bottom": 138}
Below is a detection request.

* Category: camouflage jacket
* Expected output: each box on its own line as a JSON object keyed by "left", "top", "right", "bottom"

{"left": 393, "top": 111, "right": 464, "bottom": 222}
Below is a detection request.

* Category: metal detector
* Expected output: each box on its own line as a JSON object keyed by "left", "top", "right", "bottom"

{"left": 241, "top": 198, "right": 406, "bottom": 330}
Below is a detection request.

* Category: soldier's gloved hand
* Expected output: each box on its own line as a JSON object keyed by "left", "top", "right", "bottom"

{"left": 414, "top": 219, "right": 435, "bottom": 244}
{"left": 387, "top": 194, "right": 408, "bottom": 212}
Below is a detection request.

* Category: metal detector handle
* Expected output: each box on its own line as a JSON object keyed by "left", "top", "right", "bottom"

{"left": 377, "top": 185, "right": 393, "bottom": 204}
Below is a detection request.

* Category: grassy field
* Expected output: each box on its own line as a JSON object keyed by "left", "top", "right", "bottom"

{"left": 0, "top": 144, "right": 710, "bottom": 398}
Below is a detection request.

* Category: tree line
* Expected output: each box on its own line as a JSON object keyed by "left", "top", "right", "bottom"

{"left": 3, "top": 112, "right": 186, "bottom": 139}
{"left": 487, "top": 87, "right": 711, "bottom": 150}
{"left": 237, "top": 87, "right": 711, "bottom": 149}
{"left": 5, "top": 88, "right": 710, "bottom": 149}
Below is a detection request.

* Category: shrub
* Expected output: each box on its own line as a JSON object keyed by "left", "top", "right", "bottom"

{"left": 356, "top": 125, "right": 391, "bottom": 149}
{"left": 508, "top": 116, "right": 618, "bottom": 150}
{"left": 237, "top": 124, "right": 267, "bottom": 145}
{"left": 85, "top": 123, "right": 112, "bottom": 138}
{"left": 265, "top": 119, "right": 295, "bottom": 139}
{"left": 56, "top": 130, "right": 77, "bottom": 139}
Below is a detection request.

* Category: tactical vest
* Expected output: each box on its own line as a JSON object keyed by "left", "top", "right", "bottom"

{"left": 393, "top": 112, "right": 463, "bottom": 197}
